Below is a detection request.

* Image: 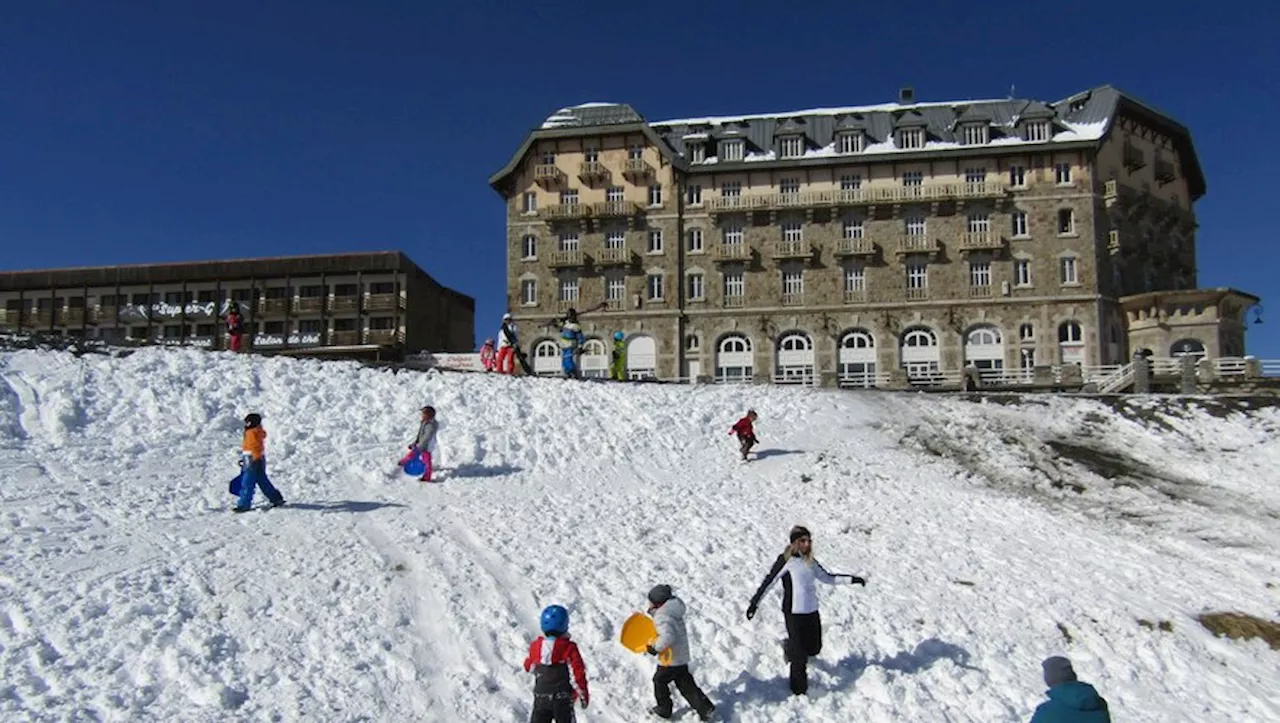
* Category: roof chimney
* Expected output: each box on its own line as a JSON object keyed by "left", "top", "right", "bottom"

{"left": 898, "top": 87, "right": 915, "bottom": 104}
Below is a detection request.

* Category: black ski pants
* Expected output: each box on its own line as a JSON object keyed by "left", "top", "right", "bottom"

{"left": 784, "top": 611, "right": 823, "bottom": 695}
{"left": 653, "top": 664, "right": 715, "bottom": 717}
{"left": 529, "top": 694, "right": 575, "bottom": 723}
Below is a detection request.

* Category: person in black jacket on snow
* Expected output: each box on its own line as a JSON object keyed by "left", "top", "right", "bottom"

{"left": 745, "top": 525, "right": 866, "bottom": 695}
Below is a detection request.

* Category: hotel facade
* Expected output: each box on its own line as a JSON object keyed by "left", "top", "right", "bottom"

{"left": 490, "top": 86, "right": 1258, "bottom": 386}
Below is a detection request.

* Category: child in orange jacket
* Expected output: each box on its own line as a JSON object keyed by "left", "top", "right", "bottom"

{"left": 234, "top": 413, "right": 285, "bottom": 512}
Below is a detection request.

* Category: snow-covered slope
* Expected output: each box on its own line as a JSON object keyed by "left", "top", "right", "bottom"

{"left": 1, "top": 348, "right": 1277, "bottom": 722}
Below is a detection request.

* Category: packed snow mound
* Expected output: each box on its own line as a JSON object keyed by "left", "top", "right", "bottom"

{"left": 1, "top": 348, "right": 1278, "bottom": 722}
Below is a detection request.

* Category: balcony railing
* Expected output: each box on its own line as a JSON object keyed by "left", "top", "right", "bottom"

{"left": 767, "top": 191, "right": 833, "bottom": 210}
{"left": 905, "top": 287, "right": 929, "bottom": 300}
{"left": 835, "top": 238, "right": 875, "bottom": 257}
{"left": 294, "top": 297, "right": 324, "bottom": 314}
{"left": 330, "top": 330, "right": 360, "bottom": 345}
{"left": 771, "top": 240, "right": 812, "bottom": 259}
{"left": 364, "top": 293, "right": 399, "bottom": 312}
{"left": 534, "top": 164, "right": 564, "bottom": 185}
{"left": 713, "top": 243, "right": 751, "bottom": 261}
{"left": 555, "top": 299, "right": 580, "bottom": 313}
{"left": 604, "top": 297, "right": 626, "bottom": 311}
{"left": 781, "top": 292, "right": 805, "bottom": 306}
{"left": 259, "top": 298, "right": 289, "bottom": 315}
{"left": 56, "top": 309, "right": 86, "bottom": 326}
{"left": 578, "top": 161, "right": 610, "bottom": 183}
{"left": 968, "top": 285, "right": 994, "bottom": 298}
{"left": 708, "top": 196, "right": 769, "bottom": 213}
{"left": 28, "top": 311, "right": 53, "bottom": 326}
{"left": 896, "top": 234, "right": 939, "bottom": 255}
{"left": 843, "top": 289, "right": 867, "bottom": 304}
{"left": 592, "top": 200, "right": 638, "bottom": 217}
{"left": 623, "top": 158, "right": 653, "bottom": 178}
{"left": 961, "top": 232, "right": 1004, "bottom": 251}
{"left": 329, "top": 296, "right": 360, "bottom": 313}
{"left": 91, "top": 307, "right": 118, "bottom": 324}
{"left": 597, "top": 246, "right": 631, "bottom": 265}
{"left": 365, "top": 330, "right": 397, "bottom": 345}
{"left": 722, "top": 296, "right": 745, "bottom": 308}
{"left": 833, "top": 189, "right": 869, "bottom": 206}
{"left": 548, "top": 249, "right": 585, "bottom": 268}
{"left": 712, "top": 182, "right": 1010, "bottom": 212}
{"left": 540, "top": 203, "right": 591, "bottom": 220}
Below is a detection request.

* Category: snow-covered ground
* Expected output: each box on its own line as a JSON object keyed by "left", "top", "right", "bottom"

{"left": 1, "top": 348, "right": 1277, "bottom": 722}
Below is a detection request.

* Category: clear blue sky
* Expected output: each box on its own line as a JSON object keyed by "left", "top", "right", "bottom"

{"left": 2, "top": 1, "right": 1276, "bottom": 357}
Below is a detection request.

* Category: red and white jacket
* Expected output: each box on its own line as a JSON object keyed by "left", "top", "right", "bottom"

{"left": 523, "top": 634, "right": 589, "bottom": 705}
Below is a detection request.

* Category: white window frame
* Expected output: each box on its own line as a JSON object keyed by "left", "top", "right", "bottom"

{"left": 559, "top": 277, "right": 579, "bottom": 303}
{"left": 1054, "top": 163, "right": 1072, "bottom": 185}
{"left": 837, "top": 132, "right": 864, "bottom": 154}
{"left": 782, "top": 222, "right": 803, "bottom": 243}
{"left": 686, "top": 272, "right": 705, "bottom": 301}
{"left": 605, "top": 273, "right": 626, "bottom": 302}
{"left": 962, "top": 125, "right": 989, "bottom": 145}
{"left": 1012, "top": 211, "right": 1029, "bottom": 237}
{"left": 844, "top": 265, "right": 865, "bottom": 292}
{"left": 1025, "top": 121, "right": 1051, "bottom": 142}
{"left": 907, "top": 262, "right": 928, "bottom": 289}
{"left": 898, "top": 128, "right": 925, "bottom": 149}
{"left": 689, "top": 144, "right": 705, "bottom": 163}
{"left": 648, "top": 185, "right": 663, "bottom": 206}
{"left": 723, "top": 270, "right": 745, "bottom": 299}
{"left": 628, "top": 144, "right": 644, "bottom": 160}
{"left": 686, "top": 184, "right": 702, "bottom": 206}
{"left": 647, "top": 229, "right": 664, "bottom": 254}
{"left": 967, "top": 213, "right": 990, "bottom": 234}
{"left": 560, "top": 189, "right": 578, "bottom": 206}
{"left": 1019, "top": 323, "right": 1035, "bottom": 342}
{"left": 1014, "top": 259, "right": 1032, "bottom": 287}
{"left": 540, "top": 150, "right": 555, "bottom": 165}
{"left": 1060, "top": 256, "right": 1079, "bottom": 285}
{"left": 520, "top": 278, "right": 538, "bottom": 306}
{"left": 779, "top": 178, "right": 800, "bottom": 194}
{"left": 969, "top": 260, "right": 992, "bottom": 288}
{"left": 687, "top": 228, "right": 704, "bottom": 254}
{"left": 721, "top": 139, "right": 744, "bottom": 161}
{"left": 646, "top": 273, "right": 665, "bottom": 301}
{"left": 522, "top": 192, "right": 537, "bottom": 214}
{"left": 721, "top": 181, "right": 742, "bottom": 197}
{"left": 559, "top": 232, "right": 580, "bottom": 252}
{"left": 1009, "top": 165, "right": 1027, "bottom": 188}
{"left": 605, "top": 230, "right": 625, "bottom": 250}
{"left": 522, "top": 235, "right": 537, "bottom": 260}
{"left": 606, "top": 186, "right": 624, "bottom": 202}
{"left": 782, "top": 269, "right": 804, "bottom": 296}
{"left": 840, "top": 174, "right": 862, "bottom": 190}
{"left": 903, "top": 171, "right": 924, "bottom": 187}
{"left": 906, "top": 216, "right": 927, "bottom": 236}
{"left": 1057, "top": 208, "right": 1075, "bottom": 236}
{"left": 842, "top": 219, "right": 864, "bottom": 240}
{"left": 964, "top": 168, "right": 987, "bottom": 184}
{"left": 723, "top": 226, "right": 744, "bottom": 245}
{"left": 780, "top": 136, "right": 804, "bottom": 158}
{"left": 583, "top": 146, "right": 598, "bottom": 163}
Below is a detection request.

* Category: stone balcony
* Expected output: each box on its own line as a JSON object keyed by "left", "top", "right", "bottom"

{"left": 895, "top": 234, "right": 940, "bottom": 256}
{"left": 781, "top": 292, "right": 805, "bottom": 307}
{"left": 622, "top": 158, "right": 653, "bottom": 180}
{"left": 713, "top": 243, "right": 751, "bottom": 262}
{"left": 722, "top": 296, "right": 745, "bottom": 308}
{"left": 578, "top": 161, "right": 611, "bottom": 184}
{"left": 534, "top": 164, "right": 564, "bottom": 186}
{"left": 960, "top": 232, "right": 1005, "bottom": 253}
{"left": 596, "top": 246, "right": 632, "bottom": 266}
{"left": 834, "top": 238, "right": 876, "bottom": 258}
{"left": 968, "top": 285, "right": 994, "bottom": 298}
{"left": 905, "top": 287, "right": 929, "bottom": 301}
{"left": 539, "top": 203, "right": 592, "bottom": 221}
{"left": 592, "top": 200, "right": 639, "bottom": 218}
{"left": 548, "top": 249, "right": 585, "bottom": 268}
{"left": 771, "top": 240, "right": 813, "bottom": 260}
{"left": 843, "top": 288, "right": 867, "bottom": 304}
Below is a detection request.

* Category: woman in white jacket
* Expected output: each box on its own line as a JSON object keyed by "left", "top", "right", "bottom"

{"left": 745, "top": 526, "right": 866, "bottom": 695}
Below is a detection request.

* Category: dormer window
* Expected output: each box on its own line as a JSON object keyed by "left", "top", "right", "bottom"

{"left": 720, "top": 139, "right": 744, "bottom": 162}
{"left": 961, "top": 125, "right": 989, "bottom": 146}
{"left": 780, "top": 136, "right": 804, "bottom": 158}
{"left": 689, "top": 144, "right": 705, "bottom": 163}
{"left": 1024, "top": 121, "right": 1051, "bottom": 142}
{"left": 897, "top": 128, "right": 925, "bottom": 150}
{"left": 837, "top": 132, "right": 864, "bottom": 154}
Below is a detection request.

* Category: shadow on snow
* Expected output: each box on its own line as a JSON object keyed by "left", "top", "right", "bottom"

{"left": 710, "top": 638, "right": 973, "bottom": 715}
{"left": 284, "top": 500, "right": 409, "bottom": 513}
{"left": 753, "top": 449, "right": 805, "bottom": 460}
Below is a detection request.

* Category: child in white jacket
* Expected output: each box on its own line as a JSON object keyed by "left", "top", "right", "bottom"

{"left": 646, "top": 584, "right": 716, "bottom": 721}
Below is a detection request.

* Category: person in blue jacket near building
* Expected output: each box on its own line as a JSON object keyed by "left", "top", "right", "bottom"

{"left": 1029, "top": 656, "right": 1111, "bottom": 723}
{"left": 558, "top": 308, "right": 585, "bottom": 379}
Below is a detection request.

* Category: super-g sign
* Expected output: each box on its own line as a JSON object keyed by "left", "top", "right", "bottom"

{"left": 117, "top": 302, "right": 219, "bottom": 321}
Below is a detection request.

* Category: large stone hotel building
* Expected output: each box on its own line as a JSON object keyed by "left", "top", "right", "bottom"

{"left": 490, "top": 86, "right": 1258, "bottom": 385}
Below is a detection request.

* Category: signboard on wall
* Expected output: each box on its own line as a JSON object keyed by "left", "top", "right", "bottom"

{"left": 412, "top": 352, "right": 484, "bottom": 372}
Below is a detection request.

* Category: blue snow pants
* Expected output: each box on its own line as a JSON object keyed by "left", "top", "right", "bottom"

{"left": 561, "top": 348, "right": 578, "bottom": 377}
{"left": 236, "top": 457, "right": 284, "bottom": 509}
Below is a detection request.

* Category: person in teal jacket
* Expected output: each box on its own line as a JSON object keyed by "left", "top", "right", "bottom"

{"left": 1029, "top": 657, "right": 1111, "bottom": 723}
{"left": 610, "top": 331, "right": 627, "bottom": 381}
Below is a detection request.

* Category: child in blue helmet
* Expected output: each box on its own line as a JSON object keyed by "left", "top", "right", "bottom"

{"left": 610, "top": 331, "right": 627, "bottom": 381}
{"left": 523, "top": 604, "right": 590, "bottom": 722}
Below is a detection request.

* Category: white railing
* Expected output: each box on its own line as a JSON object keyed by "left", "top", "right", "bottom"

{"left": 837, "top": 371, "right": 892, "bottom": 388}
{"left": 1262, "top": 360, "right": 1280, "bottom": 378}
{"left": 774, "top": 369, "right": 818, "bottom": 386}
{"left": 1213, "top": 358, "right": 1249, "bottom": 377}
{"left": 1098, "top": 365, "right": 1135, "bottom": 393}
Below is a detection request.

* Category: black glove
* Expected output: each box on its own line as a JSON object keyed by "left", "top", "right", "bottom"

{"left": 646, "top": 645, "right": 658, "bottom": 656}
{"left": 237, "top": 458, "right": 245, "bottom": 468}
{"left": 847, "top": 575, "right": 867, "bottom": 586}
{"left": 746, "top": 603, "right": 758, "bottom": 621}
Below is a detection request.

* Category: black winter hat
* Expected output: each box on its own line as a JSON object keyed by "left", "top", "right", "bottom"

{"left": 647, "top": 584, "right": 673, "bottom": 606}
{"left": 1042, "top": 656, "right": 1077, "bottom": 686}
{"left": 244, "top": 413, "right": 262, "bottom": 429}
{"left": 790, "top": 525, "right": 812, "bottom": 542}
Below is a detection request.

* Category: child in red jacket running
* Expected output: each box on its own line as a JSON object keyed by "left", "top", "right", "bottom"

{"left": 523, "top": 604, "right": 590, "bottom": 722}
{"left": 730, "top": 409, "right": 759, "bottom": 460}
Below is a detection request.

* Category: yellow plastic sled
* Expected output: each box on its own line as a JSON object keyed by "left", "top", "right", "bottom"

{"left": 619, "top": 612, "right": 672, "bottom": 665}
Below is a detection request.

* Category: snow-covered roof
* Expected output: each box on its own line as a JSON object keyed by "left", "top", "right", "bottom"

{"left": 539, "top": 102, "right": 645, "bottom": 129}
